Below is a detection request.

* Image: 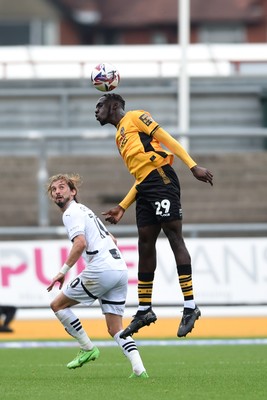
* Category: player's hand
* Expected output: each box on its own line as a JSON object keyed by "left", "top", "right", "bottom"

{"left": 102, "top": 205, "right": 125, "bottom": 224}
{"left": 191, "top": 165, "right": 213, "bottom": 186}
{"left": 47, "top": 273, "right": 65, "bottom": 292}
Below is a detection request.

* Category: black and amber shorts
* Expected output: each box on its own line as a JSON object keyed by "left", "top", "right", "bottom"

{"left": 135, "top": 164, "right": 183, "bottom": 228}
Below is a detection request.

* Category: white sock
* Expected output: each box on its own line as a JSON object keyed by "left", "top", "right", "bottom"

{"left": 137, "top": 306, "right": 150, "bottom": 312}
{"left": 184, "top": 300, "right": 196, "bottom": 309}
{"left": 55, "top": 309, "right": 93, "bottom": 350}
{"left": 114, "top": 330, "right": 146, "bottom": 375}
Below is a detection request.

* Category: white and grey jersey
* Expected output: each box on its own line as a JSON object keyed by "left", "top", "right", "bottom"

{"left": 63, "top": 201, "right": 127, "bottom": 273}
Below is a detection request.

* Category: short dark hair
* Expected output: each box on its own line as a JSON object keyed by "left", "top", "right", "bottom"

{"left": 103, "top": 93, "right": 125, "bottom": 110}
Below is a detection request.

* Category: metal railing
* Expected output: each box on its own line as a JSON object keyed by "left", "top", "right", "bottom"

{"left": 0, "top": 223, "right": 267, "bottom": 239}
{"left": 0, "top": 128, "right": 267, "bottom": 231}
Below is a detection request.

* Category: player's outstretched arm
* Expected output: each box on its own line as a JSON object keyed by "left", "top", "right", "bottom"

{"left": 190, "top": 165, "right": 213, "bottom": 186}
{"left": 47, "top": 236, "right": 86, "bottom": 292}
{"left": 102, "top": 205, "right": 125, "bottom": 224}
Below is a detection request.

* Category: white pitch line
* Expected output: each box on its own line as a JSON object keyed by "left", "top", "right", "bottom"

{"left": 1, "top": 338, "right": 267, "bottom": 349}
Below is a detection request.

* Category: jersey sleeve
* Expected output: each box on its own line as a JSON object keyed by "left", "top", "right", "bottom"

{"left": 63, "top": 208, "right": 85, "bottom": 241}
{"left": 132, "top": 110, "right": 160, "bottom": 136}
{"left": 119, "top": 182, "right": 138, "bottom": 210}
{"left": 153, "top": 127, "right": 197, "bottom": 169}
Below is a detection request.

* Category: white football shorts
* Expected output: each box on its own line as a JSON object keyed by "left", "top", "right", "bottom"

{"left": 63, "top": 269, "right": 128, "bottom": 316}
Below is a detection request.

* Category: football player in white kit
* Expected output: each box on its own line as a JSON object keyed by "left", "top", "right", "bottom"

{"left": 46, "top": 173, "right": 148, "bottom": 378}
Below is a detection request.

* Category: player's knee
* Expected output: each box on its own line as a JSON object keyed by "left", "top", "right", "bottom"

{"left": 106, "top": 321, "right": 122, "bottom": 337}
{"left": 50, "top": 299, "right": 61, "bottom": 313}
{"left": 165, "top": 229, "right": 182, "bottom": 245}
{"left": 50, "top": 300, "right": 57, "bottom": 312}
{"left": 107, "top": 326, "right": 116, "bottom": 337}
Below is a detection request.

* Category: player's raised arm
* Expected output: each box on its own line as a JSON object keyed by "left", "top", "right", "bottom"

{"left": 154, "top": 127, "right": 213, "bottom": 185}
{"left": 153, "top": 127, "right": 196, "bottom": 168}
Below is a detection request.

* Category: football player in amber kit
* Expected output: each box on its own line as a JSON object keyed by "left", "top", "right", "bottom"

{"left": 95, "top": 93, "right": 213, "bottom": 339}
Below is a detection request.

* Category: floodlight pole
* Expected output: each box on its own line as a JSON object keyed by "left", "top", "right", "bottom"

{"left": 178, "top": 0, "right": 190, "bottom": 151}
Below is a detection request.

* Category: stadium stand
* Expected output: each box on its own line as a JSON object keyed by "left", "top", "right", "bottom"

{"left": 47, "top": 152, "right": 267, "bottom": 227}
{"left": 0, "top": 75, "right": 267, "bottom": 236}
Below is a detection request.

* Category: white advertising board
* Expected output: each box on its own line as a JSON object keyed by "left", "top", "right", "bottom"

{"left": 0, "top": 238, "right": 266, "bottom": 307}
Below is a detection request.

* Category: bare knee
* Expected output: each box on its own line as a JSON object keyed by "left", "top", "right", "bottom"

{"left": 107, "top": 322, "right": 122, "bottom": 337}
{"left": 163, "top": 222, "right": 191, "bottom": 264}
{"left": 50, "top": 294, "right": 76, "bottom": 313}
{"left": 105, "top": 314, "right": 123, "bottom": 337}
{"left": 164, "top": 228, "right": 182, "bottom": 247}
{"left": 163, "top": 221, "right": 184, "bottom": 246}
{"left": 138, "top": 225, "right": 161, "bottom": 252}
{"left": 50, "top": 299, "right": 61, "bottom": 313}
{"left": 107, "top": 326, "right": 116, "bottom": 337}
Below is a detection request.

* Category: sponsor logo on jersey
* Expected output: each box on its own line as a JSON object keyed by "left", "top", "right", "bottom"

{"left": 139, "top": 113, "right": 153, "bottom": 126}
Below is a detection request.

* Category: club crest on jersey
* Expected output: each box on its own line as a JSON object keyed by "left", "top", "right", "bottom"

{"left": 139, "top": 113, "right": 153, "bottom": 126}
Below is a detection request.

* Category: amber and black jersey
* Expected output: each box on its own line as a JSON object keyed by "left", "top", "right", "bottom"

{"left": 116, "top": 110, "right": 197, "bottom": 210}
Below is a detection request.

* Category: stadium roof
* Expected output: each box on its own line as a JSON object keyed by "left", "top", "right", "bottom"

{"left": 59, "top": 0, "right": 265, "bottom": 27}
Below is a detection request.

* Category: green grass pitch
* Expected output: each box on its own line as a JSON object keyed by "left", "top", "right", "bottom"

{"left": 0, "top": 344, "right": 266, "bottom": 400}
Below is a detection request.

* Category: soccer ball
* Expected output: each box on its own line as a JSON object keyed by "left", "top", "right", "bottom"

{"left": 91, "top": 63, "right": 120, "bottom": 92}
